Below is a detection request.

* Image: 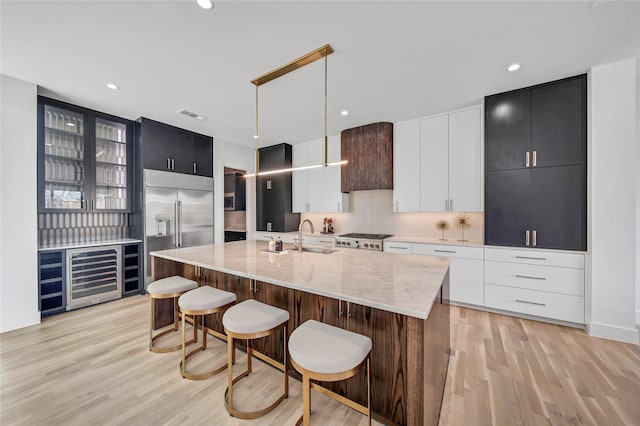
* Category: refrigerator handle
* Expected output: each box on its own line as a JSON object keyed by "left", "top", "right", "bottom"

{"left": 178, "top": 200, "right": 183, "bottom": 247}
{"left": 174, "top": 201, "right": 179, "bottom": 247}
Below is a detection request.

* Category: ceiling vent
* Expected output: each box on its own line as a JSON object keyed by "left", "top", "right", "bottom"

{"left": 178, "top": 109, "right": 207, "bottom": 121}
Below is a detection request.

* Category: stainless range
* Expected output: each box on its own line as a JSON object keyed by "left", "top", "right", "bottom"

{"left": 335, "top": 233, "right": 393, "bottom": 251}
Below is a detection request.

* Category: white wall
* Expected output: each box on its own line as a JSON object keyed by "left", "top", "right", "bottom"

{"left": 589, "top": 58, "right": 639, "bottom": 344}
{"left": 637, "top": 61, "right": 640, "bottom": 327}
{"left": 301, "top": 190, "right": 484, "bottom": 242}
{"left": 0, "top": 74, "right": 40, "bottom": 333}
{"left": 213, "top": 140, "right": 255, "bottom": 244}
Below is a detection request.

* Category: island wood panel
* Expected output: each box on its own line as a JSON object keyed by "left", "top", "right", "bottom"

{"left": 250, "top": 280, "right": 295, "bottom": 366}
{"left": 406, "top": 273, "right": 451, "bottom": 426}
{"left": 341, "top": 122, "right": 393, "bottom": 192}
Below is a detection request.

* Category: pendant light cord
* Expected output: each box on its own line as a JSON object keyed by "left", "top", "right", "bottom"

{"left": 324, "top": 48, "right": 328, "bottom": 167}
{"left": 255, "top": 84, "right": 259, "bottom": 174}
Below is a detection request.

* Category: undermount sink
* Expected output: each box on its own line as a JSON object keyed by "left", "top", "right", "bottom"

{"left": 300, "top": 246, "right": 336, "bottom": 254}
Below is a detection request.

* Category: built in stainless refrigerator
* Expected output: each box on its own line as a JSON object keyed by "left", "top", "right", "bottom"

{"left": 143, "top": 169, "right": 213, "bottom": 286}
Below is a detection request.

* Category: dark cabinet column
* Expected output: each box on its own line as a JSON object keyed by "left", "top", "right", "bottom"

{"left": 485, "top": 169, "right": 531, "bottom": 247}
{"left": 192, "top": 134, "right": 213, "bottom": 177}
{"left": 485, "top": 90, "right": 531, "bottom": 172}
{"left": 531, "top": 165, "right": 586, "bottom": 251}
{"left": 531, "top": 76, "right": 586, "bottom": 168}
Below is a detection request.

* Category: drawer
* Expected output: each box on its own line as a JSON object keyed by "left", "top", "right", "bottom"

{"left": 485, "top": 284, "right": 584, "bottom": 324}
{"left": 315, "top": 236, "right": 336, "bottom": 247}
{"left": 485, "top": 261, "right": 584, "bottom": 296}
{"left": 485, "top": 247, "right": 584, "bottom": 269}
{"left": 383, "top": 241, "right": 412, "bottom": 254}
{"left": 412, "top": 243, "right": 484, "bottom": 260}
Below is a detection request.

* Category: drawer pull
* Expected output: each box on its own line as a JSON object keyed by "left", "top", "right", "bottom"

{"left": 515, "top": 274, "right": 546, "bottom": 280}
{"left": 515, "top": 299, "right": 546, "bottom": 307}
{"left": 319, "top": 239, "right": 333, "bottom": 243}
{"left": 434, "top": 249, "right": 457, "bottom": 253}
{"left": 515, "top": 256, "right": 547, "bottom": 261}
{"left": 389, "top": 246, "right": 408, "bottom": 250}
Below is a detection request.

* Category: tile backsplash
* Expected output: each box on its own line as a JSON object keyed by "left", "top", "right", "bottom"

{"left": 301, "top": 190, "right": 484, "bottom": 242}
{"left": 38, "top": 212, "right": 130, "bottom": 245}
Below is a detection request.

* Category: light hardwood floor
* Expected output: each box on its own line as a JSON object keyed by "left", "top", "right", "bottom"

{"left": 1, "top": 296, "right": 639, "bottom": 425}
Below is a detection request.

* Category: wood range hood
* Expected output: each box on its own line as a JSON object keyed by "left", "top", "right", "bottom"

{"left": 340, "top": 122, "right": 394, "bottom": 192}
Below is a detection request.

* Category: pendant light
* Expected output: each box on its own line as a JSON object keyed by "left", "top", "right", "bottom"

{"left": 244, "top": 44, "right": 347, "bottom": 178}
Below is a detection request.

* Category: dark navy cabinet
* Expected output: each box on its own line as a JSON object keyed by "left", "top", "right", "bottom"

{"left": 485, "top": 74, "right": 587, "bottom": 251}
{"left": 122, "top": 243, "right": 142, "bottom": 296}
{"left": 38, "top": 250, "right": 66, "bottom": 316}
{"left": 255, "top": 143, "right": 300, "bottom": 232}
{"left": 137, "top": 118, "right": 213, "bottom": 177}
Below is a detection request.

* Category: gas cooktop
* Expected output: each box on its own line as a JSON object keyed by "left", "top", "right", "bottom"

{"left": 335, "top": 233, "right": 393, "bottom": 250}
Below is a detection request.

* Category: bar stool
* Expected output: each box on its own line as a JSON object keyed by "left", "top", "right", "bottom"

{"left": 222, "top": 299, "right": 290, "bottom": 419}
{"left": 179, "top": 286, "right": 236, "bottom": 380}
{"left": 289, "top": 320, "right": 372, "bottom": 426}
{"left": 147, "top": 276, "right": 198, "bottom": 353}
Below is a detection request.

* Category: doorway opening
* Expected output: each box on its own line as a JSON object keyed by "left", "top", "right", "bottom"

{"left": 223, "top": 167, "right": 247, "bottom": 242}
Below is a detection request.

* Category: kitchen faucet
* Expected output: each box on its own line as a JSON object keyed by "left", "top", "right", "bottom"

{"left": 297, "top": 219, "right": 315, "bottom": 252}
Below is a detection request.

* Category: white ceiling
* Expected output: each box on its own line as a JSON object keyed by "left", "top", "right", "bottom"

{"left": 1, "top": 1, "right": 638, "bottom": 147}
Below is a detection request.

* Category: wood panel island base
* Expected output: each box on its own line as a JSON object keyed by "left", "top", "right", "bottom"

{"left": 150, "top": 241, "right": 450, "bottom": 425}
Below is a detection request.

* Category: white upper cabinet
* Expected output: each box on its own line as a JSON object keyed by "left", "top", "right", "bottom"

{"left": 292, "top": 136, "right": 347, "bottom": 213}
{"left": 420, "top": 114, "right": 450, "bottom": 212}
{"left": 448, "top": 108, "right": 482, "bottom": 212}
{"left": 393, "top": 120, "right": 421, "bottom": 212}
{"left": 393, "top": 105, "right": 483, "bottom": 212}
{"left": 323, "top": 136, "right": 348, "bottom": 213}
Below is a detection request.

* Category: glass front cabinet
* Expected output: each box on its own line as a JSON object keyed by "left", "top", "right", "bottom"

{"left": 38, "top": 97, "right": 133, "bottom": 212}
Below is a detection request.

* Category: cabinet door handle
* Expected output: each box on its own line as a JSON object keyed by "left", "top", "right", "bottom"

{"left": 445, "top": 199, "right": 449, "bottom": 211}
{"left": 532, "top": 230, "right": 537, "bottom": 247}
{"left": 167, "top": 158, "right": 171, "bottom": 170}
{"left": 171, "top": 158, "right": 175, "bottom": 170}
{"left": 515, "top": 299, "right": 546, "bottom": 307}
{"left": 515, "top": 255, "right": 547, "bottom": 261}
{"left": 525, "top": 230, "right": 530, "bottom": 246}
{"left": 449, "top": 199, "right": 453, "bottom": 211}
{"left": 515, "top": 274, "right": 546, "bottom": 280}
{"left": 338, "top": 300, "right": 343, "bottom": 317}
{"left": 525, "top": 151, "right": 530, "bottom": 168}
{"left": 435, "top": 249, "right": 457, "bottom": 253}
{"left": 389, "top": 246, "right": 408, "bottom": 250}
{"left": 395, "top": 201, "right": 399, "bottom": 211}
{"left": 193, "top": 162, "right": 197, "bottom": 174}
{"left": 337, "top": 202, "right": 340, "bottom": 211}
{"left": 533, "top": 151, "right": 537, "bottom": 167}
{"left": 347, "top": 302, "right": 352, "bottom": 318}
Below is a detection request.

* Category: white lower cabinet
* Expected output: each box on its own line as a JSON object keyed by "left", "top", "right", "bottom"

{"left": 485, "top": 284, "right": 584, "bottom": 324}
{"left": 412, "top": 243, "right": 484, "bottom": 306}
{"left": 484, "top": 247, "right": 585, "bottom": 324}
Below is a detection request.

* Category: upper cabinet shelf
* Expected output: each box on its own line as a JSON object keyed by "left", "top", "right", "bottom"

{"left": 136, "top": 117, "right": 213, "bottom": 177}
{"left": 37, "top": 97, "right": 134, "bottom": 213}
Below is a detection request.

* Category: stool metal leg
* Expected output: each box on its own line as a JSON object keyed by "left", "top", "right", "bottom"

{"left": 224, "top": 323, "right": 289, "bottom": 419}
{"left": 367, "top": 357, "right": 371, "bottom": 426}
{"left": 302, "top": 374, "right": 311, "bottom": 426}
{"left": 150, "top": 294, "right": 196, "bottom": 353}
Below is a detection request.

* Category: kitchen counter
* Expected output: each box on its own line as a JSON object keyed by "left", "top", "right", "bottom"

{"left": 150, "top": 240, "right": 450, "bottom": 425}
{"left": 151, "top": 240, "right": 449, "bottom": 319}
{"left": 386, "top": 235, "right": 484, "bottom": 247}
{"left": 38, "top": 238, "right": 142, "bottom": 251}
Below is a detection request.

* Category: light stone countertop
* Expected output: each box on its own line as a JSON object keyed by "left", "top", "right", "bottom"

{"left": 386, "top": 236, "right": 484, "bottom": 247}
{"left": 39, "top": 238, "right": 143, "bottom": 251}
{"left": 150, "top": 240, "right": 449, "bottom": 319}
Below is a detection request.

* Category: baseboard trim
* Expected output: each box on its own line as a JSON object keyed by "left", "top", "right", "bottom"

{"left": 587, "top": 321, "right": 640, "bottom": 344}
{"left": 636, "top": 310, "right": 640, "bottom": 330}
{"left": 0, "top": 311, "right": 40, "bottom": 334}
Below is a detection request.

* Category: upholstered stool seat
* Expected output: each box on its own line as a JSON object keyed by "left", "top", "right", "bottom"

{"left": 223, "top": 298, "right": 290, "bottom": 419}
{"left": 179, "top": 286, "right": 236, "bottom": 380}
{"left": 148, "top": 276, "right": 198, "bottom": 353}
{"left": 289, "top": 320, "right": 372, "bottom": 426}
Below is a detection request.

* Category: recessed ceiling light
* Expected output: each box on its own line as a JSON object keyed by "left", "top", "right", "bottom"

{"left": 507, "top": 63, "right": 521, "bottom": 72}
{"left": 196, "top": 0, "right": 213, "bottom": 9}
{"left": 106, "top": 83, "right": 119, "bottom": 90}
{"left": 341, "top": 110, "right": 349, "bottom": 116}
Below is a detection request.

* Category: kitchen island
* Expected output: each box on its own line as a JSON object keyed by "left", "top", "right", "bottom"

{"left": 150, "top": 240, "right": 450, "bottom": 426}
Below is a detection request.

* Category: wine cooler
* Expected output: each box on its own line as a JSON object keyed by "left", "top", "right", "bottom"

{"left": 66, "top": 245, "right": 121, "bottom": 310}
